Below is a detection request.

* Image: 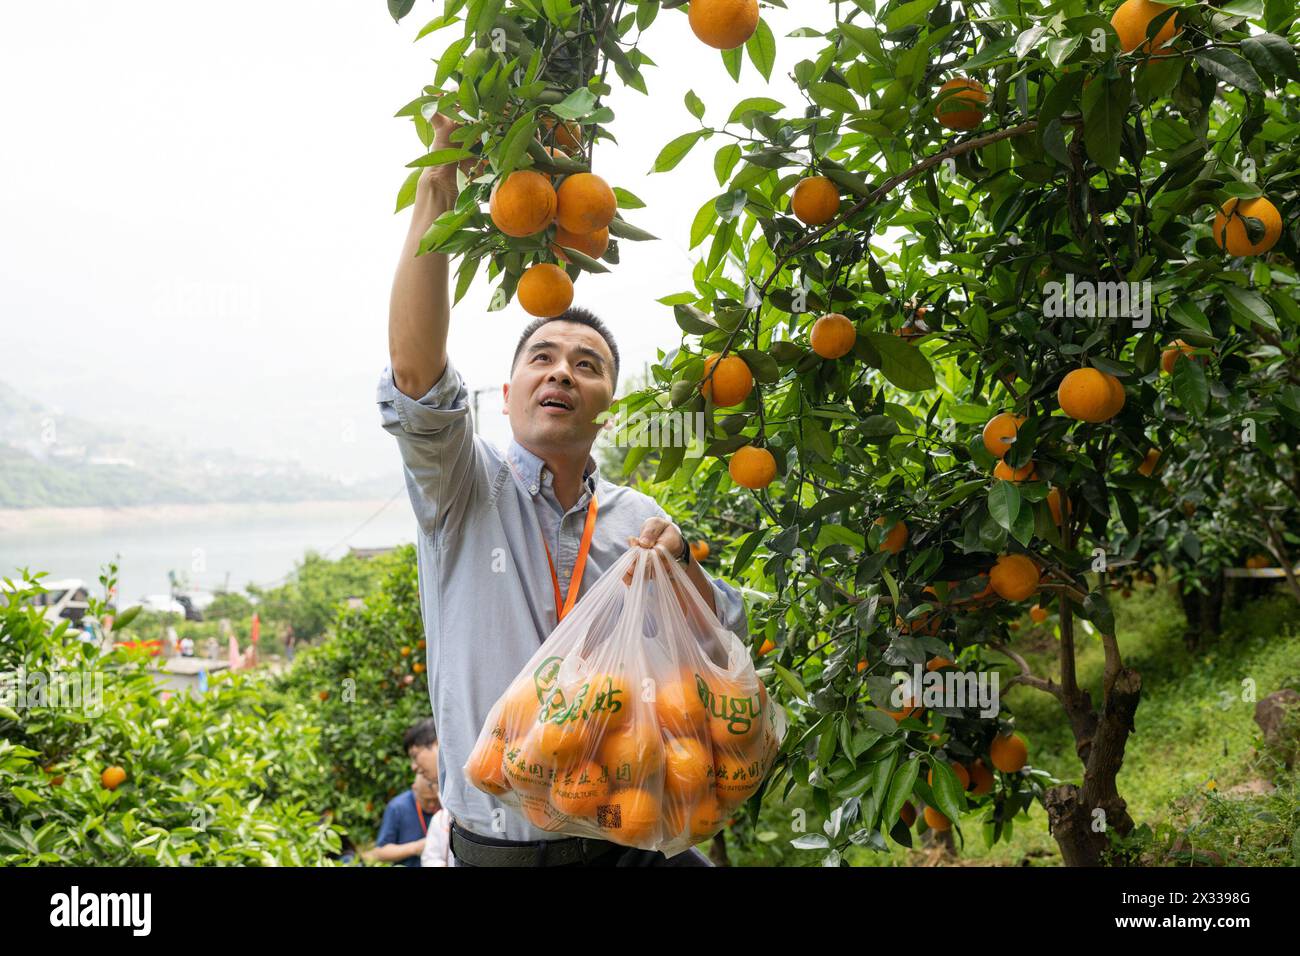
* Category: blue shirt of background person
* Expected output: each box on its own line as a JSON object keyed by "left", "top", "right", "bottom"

{"left": 374, "top": 785, "right": 436, "bottom": 867}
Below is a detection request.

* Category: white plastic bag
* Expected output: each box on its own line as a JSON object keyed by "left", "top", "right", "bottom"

{"left": 464, "top": 543, "right": 785, "bottom": 855}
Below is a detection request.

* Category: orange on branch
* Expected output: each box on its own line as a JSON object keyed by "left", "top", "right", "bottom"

{"left": 489, "top": 170, "right": 557, "bottom": 238}
{"left": 729, "top": 445, "right": 777, "bottom": 490}
{"left": 934, "top": 78, "right": 987, "bottom": 131}
{"left": 874, "top": 517, "right": 908, "bottom": 554}
{"left": 688, "top": 0, "right": 760, "bottom": 50}
{"left": 929, "top": 761, "right": 971, "bottom": 791}
{"left": 790, "top": 175, "right": 841, "bottom": 226}
{"left": 100, "top": 766, "right": 127, "bottom": 790}
{"left": 550, "top": 224, "right": 609, "bottom": 263}
{"left": 540, "top": 115, "right": 583, "bottom": 155}
{"left": 989, "top": 554, "right": 1040, "bottom": 602}
{"left": 516, "top": 263, "right": 574, "bottom": 318}
{"left": 810, "top": 312, "right": 857, "bottom": 358}
{"left": 1212, "top": 196, "right": 1283, "bottom": 256}
{"left": 1057, "top": 367, "right": 1123, "bottom": 423}
{"left": 968, "top": 759, "right": 995, "bottom": 796}
{"left": 1111, "top": 0, "right": 1181, "bottom": 56}
{"left": 700, "top": 353, "right": 753, "bottom": 407}
{"left": 989, "top": 732, "right": 1028, "bottom": 773}
{"left": 555, "top": 172, "right": 617, "bottom": 234}
{"left": 1138, "top": 449, "right": 1161, "bottom": 477}
{"left": 993, "top": 459, "right": 1037, "bottom": 483}
{"left": 1160, "top": 339, "right": 1197, "bottom": 374}
{"left": 982, "top": 412, "right": 1025, "bottom": 459}
{"left": 1030, "top": 604, "right": 1049, "bottom": 624}
{"left": 923, "top": 806, "right": 952, "bottom": 831}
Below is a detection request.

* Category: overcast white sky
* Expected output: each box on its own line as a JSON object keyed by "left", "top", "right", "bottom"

{"left": 0, "top": 1, "right": 839, "bottom": 488}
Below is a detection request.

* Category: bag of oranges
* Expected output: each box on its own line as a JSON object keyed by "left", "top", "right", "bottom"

{"left": 463, "top": 543, "right": 785, "bottom": 855}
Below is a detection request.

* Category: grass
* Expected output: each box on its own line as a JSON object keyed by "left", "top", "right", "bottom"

{"left": 729, "top": 581, "right": 1300, "bottom": 867}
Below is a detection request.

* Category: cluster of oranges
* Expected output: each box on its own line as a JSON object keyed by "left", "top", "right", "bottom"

{"left": 905, "top": 732, "right": 1029, "bottom": 831}
{"left": 465, "top": 666, "right": 780, "bottom": 849}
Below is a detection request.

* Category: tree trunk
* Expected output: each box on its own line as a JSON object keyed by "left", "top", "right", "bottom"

{"left": 1176, "top": 573, "right": 1223, "bottom": 648}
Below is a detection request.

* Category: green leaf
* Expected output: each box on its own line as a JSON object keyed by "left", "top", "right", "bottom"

{"left": 882, "top": 756, "right": 920, "bottom": 828}
{"left": 727, "top": 97, "right": 784, "bottom": 125}
{"left": 863, "top": 332, "right": 936, "bottom": 391}
{"left": 884, "top": 0, "right": 935, "bottom": 31}
{"left": 1224, "top": 286, "right": 1279, "bottom": 333}
{"left": 809, "top": 82, "right": 859, "bottom": 115}
{"left": 405, "top": 147, "right": 476, "bottom": 168}
{"left": 1171, "top": 356, "right": 1209, "bottom": 417}
{"left": 388, "top": 0, "right": 416, "bottom": 22}
{"left": 745, "top": 17, "right": 776, "bottom": 82}
{"left": 773, "top": 663, "right": 808, "bottom": 702}
{"left": 684, "top": 90, "right": 706, "bottom": 121}
{"left": 1241, "top": 34, "right": 1300, "bottom": 82}
{"left": 732, "top": 528, "right": 768, "bottom": 576}
{"left": 1082, "top": 74, "right": 1130, "bottom": 172}
{"left": 1082, "top": 591, "right": 1116, "bottom": 635}
{"left": 1194, "top": 49, "right": 1263, "bottom": 93}
{"left": 1169, "top": 299, "right": 1211, "bottom": 334}
{"left": 652, "top": 130, "right": 707, "bottom": 172}
{"left": 988, "top": 481, "right": 1022, "bottom": 532}
{"left": 928, "top": 758, "right": 965, "bottom": 828}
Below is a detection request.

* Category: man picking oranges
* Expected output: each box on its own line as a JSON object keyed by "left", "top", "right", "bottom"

{"left": 378, "top": 111, "right": 748, "bottom": 867}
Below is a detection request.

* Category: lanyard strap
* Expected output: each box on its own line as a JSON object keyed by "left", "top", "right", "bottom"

{"left": 543, "top": 494, "right": 599, "bottom": 623}
{"left": 413, "top": 790, "right": 429, "bottom": 836}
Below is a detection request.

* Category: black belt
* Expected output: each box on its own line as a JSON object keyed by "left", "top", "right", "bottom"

{"left": 449, "top": 819, "right": 622, "bottom": 867}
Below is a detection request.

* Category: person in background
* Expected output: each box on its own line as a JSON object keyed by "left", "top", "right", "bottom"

{"left": 364, "top": 773, "right": 436, "bottom": 867}
{"left": 419, "top": 747, "right": 452, "bottom": 867}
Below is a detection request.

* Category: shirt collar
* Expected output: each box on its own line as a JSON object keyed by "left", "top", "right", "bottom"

{"left": 507, "top": 438, "right": 599, "bottom": 499}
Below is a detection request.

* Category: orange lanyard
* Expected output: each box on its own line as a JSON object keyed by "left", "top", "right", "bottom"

{"left": 543, "top": 494, "right": 599, "bottom": 623}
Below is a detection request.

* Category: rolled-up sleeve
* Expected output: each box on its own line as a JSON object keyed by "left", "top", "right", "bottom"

{"left": 377, "top": 359, "right": 483, "bottom": 541}
{"left": 708, "top": 575, "right": 748, "bottom": 642}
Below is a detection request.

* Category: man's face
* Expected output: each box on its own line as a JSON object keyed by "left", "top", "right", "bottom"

{"left": 413, "top": 772, "right": 440, "bottom": 812}
{"left": 409, "top": 741, "right": 439, "bottom": 786}
{"left": 504, "top": 321, "right": 615, "bottom": 456}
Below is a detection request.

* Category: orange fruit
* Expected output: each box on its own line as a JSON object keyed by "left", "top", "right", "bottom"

{"left": 729, "top": 445, "right": 777, "bottom": 489}
{"left": 988, "top": 554, "right": 1040, "bottom": 602}
{"left": 929, "top": 761, "right": 971, "bottom": 791}
{"left": 810, "top": 312, "right": 856, "bottom": 358}
{"left": 711, "top": 736, "right": 772, "bottom": 809}
{"left": 100, "top": 766, "right": 127, "bottom": 790}
{"left": 686, "top": 791, "right": 727, "bottom": 841}
{"left": 399, "top": 645, "right": 410, "bottom": 657}
{"left": 790, "top": 176, "right": 841, "bottom": 226}
{"left": 489, "top": 170, "right": 557, "bottom": 237}
{"left": 555, "top": 172, "right": 617, "bottom": 234}
{"left": 690, "top": 540, "right": 710, "bottom": 562}
{"left": 993, "top": 459, "right": 1036, "bottom": 483}
{"left": 550, "top": 224, "right": 609, "bottom": 263}
{"left": 550, "top": 760, "right": 610, "bottom": 817}
{"left": 968, "top": 759, "right": 995, "bottom": 796}
{"left": 1138, "top": 449, "right": 1161, "bottom": 477}
{"left": 663, "top": 736, "right": 712, "bottom": 801}
{"left": 926, "top": 656, "right": 953, "bottom": 672}
{"left": 982, "top": 412, "right": 1025, "bottom": 459}
{"left": 1160, "top": 339, "right": 1197, "bottom": 374}
{"left": 700, "top": 353, "right": 754, "bottom": 407}
{"left": 702, "top": 675, "right": 765, "bottom": 750}
{"left": 536, "top": 719, "right": 587, "bottom": 767}
{"left": 900, "top": 801, "right": 917, "bottom": 827}
{"left": 989, "top": 732, "right": 1028, "bottom": 773}
{"left": 504, "top": 729, "right": 555, "bottom": 796}
{"left": 516, "top": 262, "right": 574, "bottom": 318}
{"left": 923, "top": 805, "right": 952, "bottom": 831}
{"left": 499, "top": 680, "right": 543, "bottom": 740}
{"left": 1212, "top": 197, "right": 1282, "bottom": 256}
{"left": 1030, "top": 604, "right": 1049, "bottom": 624}
{"left": 874, "top": 517, "right": 908, "bottom": 554}
{"left": 855, "top": 658, "right": 869, "bottom": 673}
{"left": 1047, "top": 486, "right": 1068, "bottom": 526}
{"left": 602, "top": 787, "right": 661, "bottom": 845}
{"left": 1111, "top": 0, "right": 1181, "bottom": 56}
{"left": 412, "top": 661, "right": 425, "bottom": 674}
{"left": 581, "top": 671, "right": 634, "bottom": 734}
{"left": 540, "top": 115, "right": 583, "bottom": 155}
{"left": 882, "top": 694, "right": 923, "bottom": 722}
{"left": 1057, "top": 367, "right": 1123, "bottom": 423}
{"left": 598, "top": 724, "right": 664, "bottom": 785}
{"left": 318, "top": 690, "right": 329, "bottom": 702}
{"left": 466, "top": 738, "right": 510, "bottom": 795}
{"left": 757, "top": 637, "right": 776, "bottom": 656}
{"left": 655, "top": 676, "right": 707, "bottom": 736}
{"left": 896, "top": 612, "right": 940, "bottom": 637}
{"left": 934, "top": 78, "right": 987, "bottom": 131}
{"left": 688, "top": 0, "right": 760, "bottom": 50}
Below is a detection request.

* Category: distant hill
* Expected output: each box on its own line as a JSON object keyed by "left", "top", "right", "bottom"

{"left": 0, "top": 381, "right": 392, "bottom": 508}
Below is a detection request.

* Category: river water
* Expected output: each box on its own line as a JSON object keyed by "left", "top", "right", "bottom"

{"left": 0, "top": 496, "right": 418, "bottom": 602}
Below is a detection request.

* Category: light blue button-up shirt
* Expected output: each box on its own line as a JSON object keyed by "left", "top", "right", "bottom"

{"left": 377, "top": 358, "right": 749, "bottom": 841}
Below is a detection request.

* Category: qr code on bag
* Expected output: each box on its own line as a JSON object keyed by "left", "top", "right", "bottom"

{"left": 596, "top": 804, "right": 622, "bottom": 830}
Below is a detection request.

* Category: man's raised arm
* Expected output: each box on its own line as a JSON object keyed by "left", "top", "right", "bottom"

{"left": 388, "top": 111, "right": 472, "bottom": 399}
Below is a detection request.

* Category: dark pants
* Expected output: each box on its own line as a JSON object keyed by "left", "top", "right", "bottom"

{"left": 450, "top": 823, "right": 713, "bottom": 868}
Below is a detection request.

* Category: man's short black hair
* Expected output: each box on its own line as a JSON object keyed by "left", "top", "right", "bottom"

{"left": 511, "top": 306, "right": 620, "bottom": 389}
{"left": 403, "top": 718, "right": 438, "bottom": 753}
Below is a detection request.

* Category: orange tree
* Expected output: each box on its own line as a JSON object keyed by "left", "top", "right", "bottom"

{"left": 390, "top": 0, "right": 1300, "bottom": 865}
{"left": 0, "top": 566, "right": 341, "bottom": 864}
